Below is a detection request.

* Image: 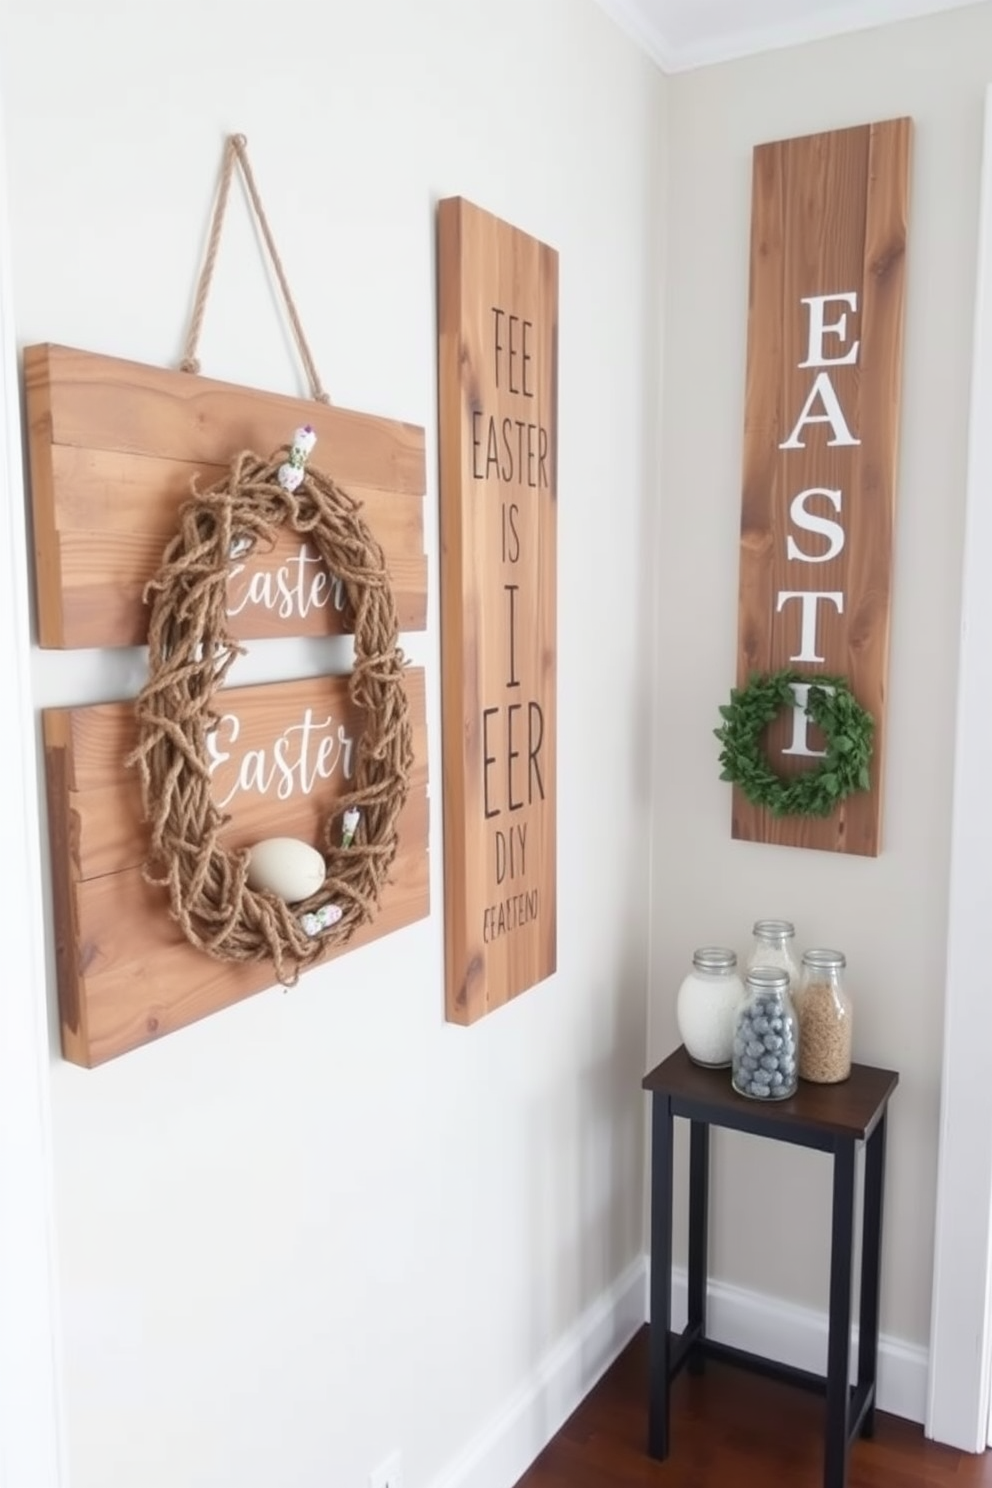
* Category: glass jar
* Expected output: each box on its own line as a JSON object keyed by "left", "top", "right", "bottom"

{"left": 732, "top": 966, "right": 799, "bottom": 1100}
{"left": 794, "top": 949, "right": 852, "bottom": 1084}
{"left": 676, "top": 947, "right": 745, "bottom": 1069}
{"left": 745, "top": 918, "right": 800, "bottom": 992}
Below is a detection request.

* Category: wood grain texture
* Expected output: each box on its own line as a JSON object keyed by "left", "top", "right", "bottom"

{"left": 735, "top": 119, "right": 911, "bottom": 856}
{"left": 24, "top": 344, "right": 427, "bottom": 647}
{"left": 644, "top": 1045, "right": 897, "bottom": 1140}
{"left": 44, "top": 669, "right": 428, "bottom": 1066}
{"left": 437, "top": 197, "right": 557, "bottom": 1024}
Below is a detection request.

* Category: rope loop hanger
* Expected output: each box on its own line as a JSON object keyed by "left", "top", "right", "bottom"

{"left": 127, "top": 133, "right": 415, "bottom": 984}
{"left": 181, "top": 132, "right": 331, "bottom": 405}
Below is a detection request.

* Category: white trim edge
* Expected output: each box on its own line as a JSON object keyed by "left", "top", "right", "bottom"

{"left": 430, "top": 1257, "right": 646, "bottom": 1488}
{"left": 590, "top": 0, "right": 676, "bottom": 70}
{"left": 590, "top": 0, "right": 989, "bottom": 74}
{"left": 666, "top": 1267, "right": 928, "bottom": 1425}
{"left": 926, "top": 81, "right": 992, "bottom": 1454}
{"left": 0, "top": 91, "right": 65, "bottom": 1488}
{"left": 657, "top": 0, "right": 989, "bottom": 73}
{"left": 430, "top": 1254, "right": 927, "bottom": 1488}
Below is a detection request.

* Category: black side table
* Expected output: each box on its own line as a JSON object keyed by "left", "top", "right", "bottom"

{"left": 642, "top": 1046, "right": 898, "bottom": 1488}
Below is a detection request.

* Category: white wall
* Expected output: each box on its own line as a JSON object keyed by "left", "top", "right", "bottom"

{"left": 0, "top": 4, "right": 665, "bottom": 1486}
{"left": 0, "top": 102, "right": 64, "bottom": 1488}
{"left": 653, "top": 2, "right": 992, "bottom": 1352}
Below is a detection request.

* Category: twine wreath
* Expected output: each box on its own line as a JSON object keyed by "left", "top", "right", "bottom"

{"left": 128, "top": 441, "right": 414, "bottom": 986}
{"left": 714, "top": 669, "right": 874, "bottom": 818}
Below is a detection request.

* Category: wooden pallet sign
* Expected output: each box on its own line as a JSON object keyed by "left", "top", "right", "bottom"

{"left": 25, "top": 344, "right": 430, "bottom": 1063}
{"left": 437, "top": 197, "right": 557, "bottom": 1023}
{"left": 24, "top": 344, "right": 428, "bottom": 647}
{"left": 734, "top": 118, "right": 911, "bottom": 856}
{"left": 44, "top": 670, "right": 429, "bottom": 1066}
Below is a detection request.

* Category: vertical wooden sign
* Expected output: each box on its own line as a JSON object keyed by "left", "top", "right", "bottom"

{"left": 437, "top": 197, "right": 557, "bottom": 1022}
{"left": 735, "top": 118, "right": 911, "bottom": 856}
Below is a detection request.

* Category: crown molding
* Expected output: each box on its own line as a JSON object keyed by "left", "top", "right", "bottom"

{"left": 593, "top": 0, "right": 988, "bottom": 73}
{"left": 591, "top": 0, "right": 676, "bottom": 70}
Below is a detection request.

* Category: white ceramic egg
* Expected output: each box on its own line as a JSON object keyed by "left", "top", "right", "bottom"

{"left": 246, "top": 837, "right": 326, "bottom": 904}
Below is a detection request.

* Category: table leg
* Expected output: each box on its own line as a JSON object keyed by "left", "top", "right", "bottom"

{"left": 825, "top": 1138, "right": 856, "bottom": 1488}
{"left": 648, "top": 1092, "right": 673, "bottom": 1459}
{"left": 687, "top": 1119, "right": 709, "bottom": 1374}
{"left": 857, "top": 1112, "right": 887, "bottom": 1439}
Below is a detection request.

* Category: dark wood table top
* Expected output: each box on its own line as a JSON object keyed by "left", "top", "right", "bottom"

{"left": 643, "top": 1045, "right": 898, "bottom": 1140}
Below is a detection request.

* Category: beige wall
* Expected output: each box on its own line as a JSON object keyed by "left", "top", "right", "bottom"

{"left": 652, "top": 1, "right": 992, "bottom": 1347}
{"left": 0, "top": 3, "right": 664, "bottom": 1485}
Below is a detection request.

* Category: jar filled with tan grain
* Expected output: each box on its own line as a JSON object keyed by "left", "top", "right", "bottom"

{"left": 794, "top": 949, "right": 852, "bottom": 1084}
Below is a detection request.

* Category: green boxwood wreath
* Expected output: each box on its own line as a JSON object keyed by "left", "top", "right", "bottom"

{"left": 714, "top": 670, "right": 874, "bottom": 818}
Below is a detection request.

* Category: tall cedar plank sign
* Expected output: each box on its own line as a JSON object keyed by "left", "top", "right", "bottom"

{"left": 25, "top": 346, "right": 430, "bottom": 1065}
{"left": 437, "top": 198, "right": 558, "bottom": 1023}
{"left": 735, "top": 119, "right": 911, "bottom": 856}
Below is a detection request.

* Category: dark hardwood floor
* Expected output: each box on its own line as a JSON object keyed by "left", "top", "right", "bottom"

{"left": 515, "top": 1326, "right": 992, "bottom": 1486}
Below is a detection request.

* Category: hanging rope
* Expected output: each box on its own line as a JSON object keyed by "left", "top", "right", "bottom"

{"left": 180, "top": 133, "right": 331, "bottom": 405}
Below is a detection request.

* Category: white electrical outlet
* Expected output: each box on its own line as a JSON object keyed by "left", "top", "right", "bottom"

{"left": 369, "top": 1450, "right": 403, "bottom": 1488}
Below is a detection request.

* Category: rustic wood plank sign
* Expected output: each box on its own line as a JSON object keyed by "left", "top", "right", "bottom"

{"left": 437, "top": 197, "right": 557, "bottom": 1023}
{"left": 734, "top": 118, "right": 911, "bottom": 856}
{"left": 24, "top": 344, "right": 427, "bottom": 647}
{"left": 44, "top": 670, "right": 429, "bottom": 1067}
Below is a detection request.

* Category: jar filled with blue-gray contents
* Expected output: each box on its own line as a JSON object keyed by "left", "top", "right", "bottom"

{"left": 732, "top": 966, "right": 799, "bottom": 1101}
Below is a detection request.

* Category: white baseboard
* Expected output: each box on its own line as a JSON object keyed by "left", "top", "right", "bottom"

{"left": 431, "top": 1254, "right": 929, "bottom": 1488}
{"left": 663, "top": 1264, "right": 928, "bottom": 1425}
{"left": 431, "top": 1255, "right": 646, "bottom": 1488}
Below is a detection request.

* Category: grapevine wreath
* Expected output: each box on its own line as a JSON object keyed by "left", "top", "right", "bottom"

{"left": 714, "top": 669, "right": 874, "bottom": 818}
{"left": 127, "top": 428, "right": 413, "bottom": 986}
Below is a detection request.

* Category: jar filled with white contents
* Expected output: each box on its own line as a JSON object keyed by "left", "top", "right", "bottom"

{"left": 676, "top": 947, "right": 745, "bottom": 1069}
{"left": 794, "top": 948, "right": 852, "bottom": 1084}
{"left": 732, "top": 966, "right": 799, "bottom": 1100}
{"left": 745, "top": 918, "right": 800, "bottom": 993}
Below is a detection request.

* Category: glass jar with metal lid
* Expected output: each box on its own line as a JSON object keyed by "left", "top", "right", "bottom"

{"left": 676, "top": 947, "right": 745, "bottom": 1068}
{"left": 745, "top": 918, "right": 800, "bottom": 992}
{"left": 732, "top": 966, "right": 799, "bottom": 1100}
{"left": 793, "top": 948, "right": 852, "bottom": 1084}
